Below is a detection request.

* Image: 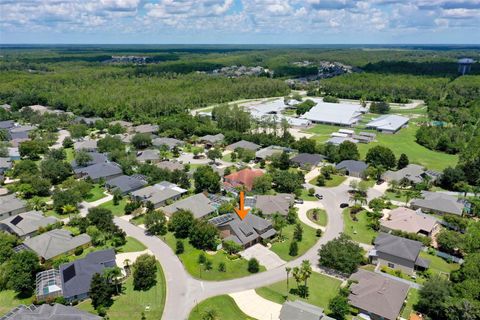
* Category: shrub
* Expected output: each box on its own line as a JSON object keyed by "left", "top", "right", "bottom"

{"left": 381, "top": 266, "right": 388, "bottom": 273}
{"left": 175, "top": 240, "right": 184, "bottom": 254}
{"left": 204, "top": 259, "right": 212, "bottom": 271}
{"left": 394, "top": 269, "right": 403, "bottom": 277}
{"left": 289, "top": 241, "right": 298, "bottom": 256}
{"left": 218, "top": 262, "right": 226, "bottom": 272}
{"left": 308, "top": 188, "right": 315, "bottom": 196}
{"left": 248, "top": 258, "right": 260, "bottom": 273}
{"left": 316, "top": 229, "right": 323, "bottom": 237}
{"left": 198, "top": 253, "right": 206, "bottom": 264}
{"left": 74, "top": 247, "right": 84, "bottom": 256}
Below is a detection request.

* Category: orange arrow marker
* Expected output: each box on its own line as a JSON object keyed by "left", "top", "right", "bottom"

{"left": 234, "top": 191, "right": 250, "bottom": 220}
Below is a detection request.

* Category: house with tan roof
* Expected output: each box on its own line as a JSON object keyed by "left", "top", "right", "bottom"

{"left": 380, "top": 207, "right": 439, "bottom": 237}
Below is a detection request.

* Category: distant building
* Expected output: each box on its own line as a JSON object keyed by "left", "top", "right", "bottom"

{"left": 133, "top": 124, "right": 159, "bottom": 134}
{"left": 131, "top": 181, "right": 187, "bottom": 209}
{"left": 226, "top": 140, "right": 261, "bottom": 152}
{"left": 0, "top": 210, "right": 59, "bottom": 238}
{"left": 2, "top": 303, "right": 101, "bottom": 320}
{"left": 366, "top": 115, "right": 409, "bottom": 134}
{"left": 301, "top": 101, "right": 364, "bottom": 126}
{"left": 105, "top": 175, "right": 148, "bottom": 195}
{"left": 383, "top": 164, "right": 440, "bottom": 185}
{"left": 162, "top": 193, "right": 216, "bottom": 219}
{"left": 224, "top": 168, "right": 264, "bottom": 191}
{"left": 199, "top": 133, "right": 224, "bottom": 148}
{"left": 74, "top": 162, "right": 123, "bottom": 182}
{"left": 0, "top": 194, "right": 27, "bottom": 221}
{"left": 458, "top": 58, "right": 475, "bottom": 75}
{"left": 0, "top": 157, "right": 13, "bottom": 174}
{"left": 410, "top": 191, "right": 466, "bottom": 216}
{"left": 255, "top": 145, "right": 288, "bottom": 161}
{"left": 156, "top": 160, "right": 184, "bottom": 172}
{"left": 136, "top": 149, "right": 161, "bottom": 163}
{"left": 335, "top": 160, "right": 367, "bottom": 178}
{"left": 70, "top": 152, "right": 108, "bottom": 169}
{"left": 152, "top": 137, "right": 184, "bottom": 149}
{"left": 291, "top": 153, "right": 325, "bottom": 169}
{"left": 74, "top": 139, "right": 98, "bottom": 152}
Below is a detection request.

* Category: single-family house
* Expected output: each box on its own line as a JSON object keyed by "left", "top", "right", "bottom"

{"left": 22, "top": 229, "right": 91, "bottom": 261}
{"left": 2, "top": 304, "right": 101, "bottom": 320}
{"left": 74, "top": 116, "right": 102, "bottom": 126}
{"left": 0, "top": 120, "right": 15, "bottom": 130}
{"left": 162, "top": 193, "right": 216, "bottom": 219}
{"left": 279, "top": 301, "right": 334, "bottom": 320}
{"left": 226, "top": 140, "right": 261, "bottom": 152}
{"left": 383, "top": 164, "right": 440, "bottom": 185}
{"left": 105, "top": 175, "right": 148, "bottom": 195}
{"left": 0, "top": 157, "right": 12, "bottom": 174}
{"left": 255, "top": 146, "right": 287, "bottom": 161}
{"left": 134, "top": 124, "right": 159, "bottom": 134}
{"left": 335, "top": 160, "right": 368, "bottom": 178}
{"left": 8, "top": 147, "right": 20, "bottom": 160}
{"left": 291, "top": 153, "right": 325, "bottom": 169}
{"left": 410, "top": 191, "right": 466, "bottom": 216}
{"left": 70, "top": 152, "right": 108, "bottom": 169}
{"left": 209, "top": 213, "right": 276, "bottom": 248}
{"left": 136, "top": 149, "right": 160, "bottom": 163}
{"left": 254, "top": 193, "right": 294, "bottom": 216}
{"left": 74, "top": 162, "right": 123, "bottom": 182}
{"left": 131, "top": 181, "right": 187, "bottom": 209}
{"left": 59, "top": 249, "right": 116, "bottom": 302}
{"left": 370, "top": 233, "right": 430, "bottom": 275}
{"left": 0, "top": 210, "right": 59, "bottom": 238}
{"left": 348, "top": 269, "right": 409, "bottom": 320}
{"left": 366, "top": 115, "right": 409, "bottom": 134}
{"left": 35, "top": 268, "right": 63, "bottom": 302}
{"left": 380, "top": 207, "right": 439, "bottom": 236}
{"left": 152, "top": 137, "right": 184, "bottom": 149}
{"left": 224, "top": 168, "right": 264, "bottom": 191}
{"left": 74, "top": 139, "right": 98, "bottom": 152}
{"left": 199, "top": 133, "right": 224, "bottom": 148}
{"left": 110, "top": 120, "right": 133, "bottom": 132}
{"left": 301, "top": 101, "right": 364, "bottom": 126}
{"left": 156, "top": 160, "right": 184, "bottom": 172}
{"left": 0, "top": 194, "right": 27, "bottom": 221}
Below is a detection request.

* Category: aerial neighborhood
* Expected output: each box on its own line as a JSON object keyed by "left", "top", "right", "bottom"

{"left": 0, "top": 46, "right": 478, "bottom": 320}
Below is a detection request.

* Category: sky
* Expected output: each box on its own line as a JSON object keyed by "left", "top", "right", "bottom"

{"left": 0, "top": 0, "right": 479, "bottom": 44}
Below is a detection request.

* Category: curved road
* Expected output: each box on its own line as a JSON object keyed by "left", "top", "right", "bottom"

{"left": 114, "top": 181, "right": 349, "bottom": 319}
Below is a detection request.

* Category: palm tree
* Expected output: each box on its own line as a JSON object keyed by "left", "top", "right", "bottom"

{"left": 61, "top": 204, "right": 77, "bottom": 217}
{"left": 29, "top": 196, "right": 46, "bottom": 211}
{"left": 285, "top": 267, "right": 292, "bottom": 293}
{"left": 103, "top": 267, "right": 122, "bottom": 294}
{"left": 292, "top": 267, "right": 301, "bottom": 290}
{"left": 301, "top": 260, "right": 312, "bottom": 287}
{"left": 404, "top": 190, "right": 415, "bottom": 205}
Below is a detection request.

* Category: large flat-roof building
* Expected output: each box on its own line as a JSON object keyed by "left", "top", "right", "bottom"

{"left": 301, "top": 101, "right": 364, "bottom": 126}
{"left": 366, "top": 114, "right": 409, "bottom": 133}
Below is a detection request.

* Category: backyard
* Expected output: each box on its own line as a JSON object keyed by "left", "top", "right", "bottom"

{"left": 188, "top": 295, "right": 255, "bottom": 320}
{"left": 401, "top": 288, "right": 419, "bottom": 318}
{"left": 269, "top": 221, "right": 318, "bottom": 261}
{"left": 0, "top": 290, "right": 33, "bottom": 315}
{"left": 419, "top": 251, "right": 460, "bottom": 275}
{"left": 77, "top": 262, "right": 166, "bottom": 320}
{"left": 342, "top": 209, "right": 378, "bottom": 244}
{"left": 256, "top": 272, "right": 342, "bottom": 313}
{"left": 163, "top": 232, "right": 265, "bottom": 280}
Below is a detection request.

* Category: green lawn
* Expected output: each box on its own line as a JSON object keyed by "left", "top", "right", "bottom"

{"left": 189, "top": 295, "right": 255, "bottom": 320}
{"left": 419, "top": 251, "right": 460, "bottom": 274}
{"left": 270, "top": 221, "right": 318, "bottom": 261}
{"left": 401, "top": 288, "right": 419, "bottom": 318}
{"left": 77, "top": 262, "right": 166, "bottom": 320}
{"left": 299, "top": 189, "right": 317, "bottom": 201}
{"left": 307, "top": 208, "right": 327, "bottom": 227}
{"left": 342, "top": 209, "right": 378, "bottom": 245}
{"left": 310, "top": 174, "right": 347, "bottom": 188}
{"left": 44, "top": 209, "right": 66, "bottom": 219}
{"left": 163, "top": 232, "right": 265, "bottom": 280}
{"left": 0, "top": 290, "right": 34, "bottom": 315}
{"left": 130, "top": 214, "right": 145, "bottom": 226}
{"left": 307, "top": 124, "right": 343, "bottom": 143}
{"left": 85, "top": 184, "right": 107, "bottom": 202}
{"left": 118, "top": 236, "right": 147, "bottom": 253}
{"left": 99, "top": 198, "right": 128, "bottom": 216}
{"left": 256, "top": 272, "right": 342, "bottom": 313}
{"left": 65, "top": 148, "right": 75, "bottom": 162}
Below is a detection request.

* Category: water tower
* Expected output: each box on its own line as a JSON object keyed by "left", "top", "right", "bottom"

{"left": 458, "top": 58, "right": 475, "bottom": 75}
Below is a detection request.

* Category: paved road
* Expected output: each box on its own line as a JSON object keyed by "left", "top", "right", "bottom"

{"left": 113, "top": 179, "right": 350, "bottom": 319}
{"left": 50, "top": 129, "right": 70, "bottom": 149}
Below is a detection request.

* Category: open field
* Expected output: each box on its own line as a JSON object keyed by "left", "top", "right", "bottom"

{"left": 188, "top": 295, "right": 255, "bottom": 320}
{"left": 256, "top": 272, "right": 341, "bottom": 313}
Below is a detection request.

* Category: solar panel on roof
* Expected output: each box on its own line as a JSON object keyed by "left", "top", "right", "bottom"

{"left": 10, "top": 215, "right": 23, "bottom": 226}
{"left": 62, "top": 264, "right": 76, "bottom": 283}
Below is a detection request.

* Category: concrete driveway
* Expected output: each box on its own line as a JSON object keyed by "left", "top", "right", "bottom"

{"left": 240, "top": 244, "right": 285, "bottom": 270}
{"left": 296, "top": 201, "right": 325, "bottom": 230}
{"left": 229, "top": 289, "right": 282, "bottom": 320}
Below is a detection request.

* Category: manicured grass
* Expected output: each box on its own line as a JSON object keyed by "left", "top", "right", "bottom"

{"left": 0, "top": 290, "right": 33, "bottom": 315}
{"left": 270, "top": 221, "right": 318, "bottom": 261}
{"left": 118, "top": 236, "right": 147, "bottom": 253}
{"left": 99, "top": 198, "right": 128, "bottom": 216}
{"left": 357, "top": 125, "right": 458, "bottom": 171}
{"left": 401, "top": 288, "right": 419, "bottom": 318}
{"left": 130, "top": 214, "right": 145, "bottom": 226}
{"left": 419, "top": 251, "right": 460, "bottom": 274}
{"left": 307, "top": 208, "right": 327, "bottom": 227}
{"left": 379, "top": 266, "right": 424, "bottom": 284}
{"left": 189, "top": 295, "right": 255, "bottom": 320}
{"left": 342, "top": 209, "right": 378, "bottom": 245}
{"left": 163, "top": 232, "right": 265, "bottom": 280}
{"left": 256, "top": 272, "right": 342, "bottom": 313}
{"left": 85, "top": 184, "right": 107, "bottom": 202}
{"left": 44, "top": 209, "right": 66, "bottom": 219}
{"left": 77, "top": 262, "right": 166, "bottom": 320}
{"left": 309, "top": 174, "right": 346, "bottom": 188}
{"left": 299, "top": 189, "right": 317, "bottom": 201}
{"left": 65, "top": 148, "right": 75, "bottom": 162}
{"left": 384, "top": 190, "right": 410, "bottom": 203}
{"left": 221, "top": 153, "right": 232, "bottom": 162}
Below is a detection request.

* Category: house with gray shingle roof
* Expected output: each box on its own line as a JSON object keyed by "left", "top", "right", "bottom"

{"left": 370, "top": 233, "right": 429, "bottom": 275}
{"left": 291, "top": 153, "right": 325, "bottom": 169}
{"left": 74, "top": 139, "right": 98, "bottom": 152}
{"left": 134, "top": 124, "right": 159, "bottom": 134}
{"left": 255, "top": 146, "right": 287, "bottom": 161}
{"left": 335, "top": 160, "right": 368, "bottom": 178}
{"left": 0, "top": 120, "right": 15, "bottom": 130}
{"left": 226, "top": 140, "right": 261, "bottom": 152}
{"left": 410, "top": 191, "right": 466, "bottom": 216}
{"left": 366, "top": 114, "right": 409, "bottom": 134}
{"left": 348, "top": 269, "right": 409, "bottom": 320}
{"left": 152, "top": 137, "right": 184, "bottom": 149}
{"left": 0, "top": 194, "right": 27, "bottom": 221}
{"left": 105, "top": 175, "right": 148, "bottom": 195}
{"left": 156, "top": 160, "right": 184, "bottom": 172}
{"left": 383, "top": 164, "right": 440, "bottom": 185}
{"left": 136, "top": 149, "right": 160, "bottom": 163}
{"left": 254, "top": 193, "right": 294, "bottom": 216}
{"left": 199, "top": 133, "right": 224, "bottom": 147}
{"left": 0, "top": 210, "right": 59, "bottom": 238}
{"left": 209, "top": 213, "right": 276, "bottom": 248}
{"left": 0, "top": 157, "right": 12, "bottom": 174}
{"left": 70, "top": 152, "right": 108, "bottom": 169}
{"left": 131, "top": 181, "right": 187, "bottom": 209}
{"left": 74, "top": 162, "right": 123, "bottom": 182}
{"left": 162, "top": 193, "right": 215, "bottom": 219}
{"left": 59, "top": 249, "right": 116, "bottom": 302}
{"left": 22, "top": 229, "right": 91, "bottom": 261}
{"left": 2, "top": 303, "right": 101, "bottom": 320}
{"left": 280, "top": 301, "right": 334, "bottom": 320}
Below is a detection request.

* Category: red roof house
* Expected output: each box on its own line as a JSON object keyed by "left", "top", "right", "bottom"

{"left": 224, "top": 168, "right": 264, "bottom": 191}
